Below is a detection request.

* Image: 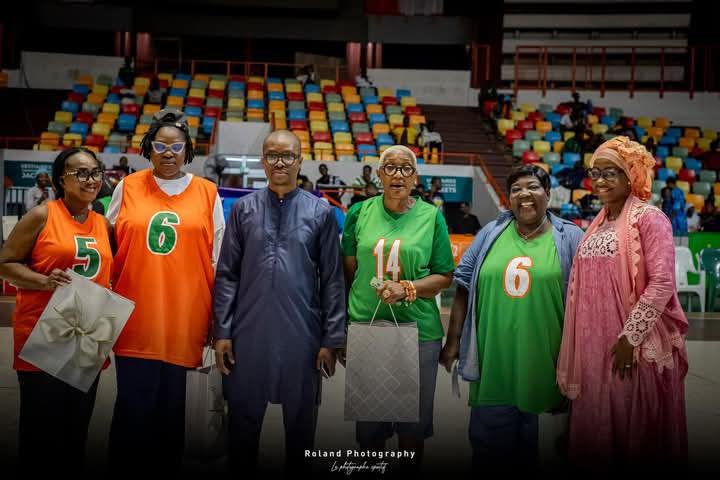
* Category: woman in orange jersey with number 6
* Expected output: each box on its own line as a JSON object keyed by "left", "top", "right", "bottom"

{"left": 441, "top": 165, "right": 583, "bottom": 471}
{"left": 0, "top": 148, "right": 112, "bottom": 469}
{"left": 106, "top": 109, "right": 225, "bottom": 470}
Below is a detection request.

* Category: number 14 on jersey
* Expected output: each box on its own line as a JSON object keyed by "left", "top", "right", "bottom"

{"left": 373, "top": 239, "right": 402, "bottom": 282}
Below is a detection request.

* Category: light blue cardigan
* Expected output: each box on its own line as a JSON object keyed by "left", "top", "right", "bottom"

{"left": 454, "top": 211, "right": 584, "bottom": 382}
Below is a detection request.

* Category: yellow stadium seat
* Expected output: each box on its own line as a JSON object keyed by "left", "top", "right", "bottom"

{"left": 534, "top": 162, "right": 550, "bottom": 173}
{"left": 341, "top": 86, "right": 357, "bottom": 96}
{"left": 714, "top": 183, "right": 720, "bottom": 197}
{"left": 533, "top": 141, "right": 550, "bottom": 155}
{"left": 209, "top": 80, "right": 225, "bottom": 91}
{"left": 409, "top": 115, "right": 425, "bottom": 126}
{"left": 166, "top": 96, "right": 184, "bottom": 108}
{"left": 676, "top": 180, "right": 690, "bottom": 194}
{"left": 572, "top": 189, "right": 591, "bottom": 203}
{"left": 171, "top": 79, "right": 189, "bottom": 89}
{"left": 158, "top": 73, "right": 173, "bottom": 83}
{"left": 268, "top": 83, "right": 284, "bottom": 92}
{"left": 77, "top": 74, "right": 94, "bottom": 87}
{"left": 679, "top": 137, "right": 695, "bottom": 149}
{"left": 96, "top": 113, "right": 117, "bottom": 126}
{"left": 641, "top": 135, "right": 648, "bottom": 144}
{"left": 563, "top": 131, "right": 575, "bottom": 141}
{"left": 143, "top": 104, "right": 161, "bottom": 116}
{"left": 189, "top": 88, "right": 206, "bottom": 99}
{"left": 366, "top": 104, "right": 383, "bottom": 115}
{"left": 86, "top": 93, "right": 105, "bottom": 105}
{"left": 92, "top": 84, "right": 109, "bottom": 96}
{"left": 497, "top": 119, "right": 514, "bottom": 135}
{"left": 134, "top": 77, "right": 150, "bottom": 88}
{"left": 40, "top": 132, "right": 60, "bottom": 146}
{"left": 247, "top": 90, "right": 264, "bottom": 100}
{"left": 511, "top": 111, "right": 526, "bottom": 121}
{"left": 320, "top": 79, "right": 336, "bottom": 89}
{"left": 388, "top": 114, "right": 404, "bottom": 127}
{"left": 34, "top": 143, "right": 56, "bottom": 151}
{"left": 665, "top": 156, "right": 683, "bottom": 172}
{"left": 333, "top": 132, "right": 352, "bottom": 144}
{"left": 684, "top": 128, "right": 700, "bottom": 139}
{"left": 194, "top": 74, "right": 210, "bottom": 84}
{"left": 400, "top": 97, "right": 416, "bottom": 108}
{"left": 686, "top": 193, "right": 705, "bottom": 212}
{"left": 186, "top": 117, "right": 199, "bottom": 128}
{"left": 592, "top": 123, "right": 609, "bottom": 135}
{"left": 648, "top": 126, "right": 664, "bottom": 139}
{"left": 327, "top": 103, "right": 344, "bottom": 113}
{"left": 269, "top": 109, "right": 285, "bottom": 120}
{"left": 306, "top": 92, "right": 323, "bottom": 103}
{"left": 131, "top": 135, "right": 144, "bottom": 148}
{"left": 363, "top": 155, "right": 380, "bottom": 164}
{"left": 586, "top": 114, "right": 598, "bottom": 125}
{"left": 314, "top": 141, "right": 333, "bottom": 151}
{"left": 61, "top": 133, "right": 82, "bottom": 147}
{"left": 248, "top": 76, "right": 264, "bottom": 84}
{"left": 286, "top": 83, "right": 301, "bottom": 93}
{"left": 228, "top": 98, "right": 245, "bottom": 111}
{"left": 583, "top": 153, "right": 593, "bottom": 167}
{"left": 246, "top": 109, "right": 264, "bottom": 121}
{"left": 703, "top": 129, "right": 717, "bottom": 140}
{"left": 274, "top": 118, "right": 287, "bottom": 130}
{"left": 637, "top": 117, "right": 653, "bottom": 129}
{"left": 372, "top": 123, "right": 390, "bottom": 137}
{"left": 301, "top": 153, "right": 313, "bottom": 161}
{"left": 135, "top": 124, "right": 150, "bottom": 135}
{"left": 697, "top": 138, "right": 712, "bottom": 151}
{"left": 91, "top": 123, "right": 111, "bottom": 138}
{"left": 316, "top": 152, "right": 336, "bottom": 161}
{"left": 54, "top": 111, "right": 73, "bottom": 124}
{"left": 311, "top": 121, "right": 329, "bottom": 132}
{"left": 535, "top": 121, "right": 551, "bottom": 134}
{"left": 375, "top": 88, "right": 390, "bottom": 98}
{"left": 102, "top": 103, "right": 120, "bottom": 115}
{"left": 344, "top": 94, "right": 361, "bottom": 104}
{"left": 309, "top": 111, "right": 327, "bottom": 121}
{"left": 294, "top": 131, "right": 310, "bottom": 142}
{"left": 553, "top": 141, "right": 564, "bottom": 153}
{"left": 655, "top": 117, "right": 670, "bottom": 129}
{"left": 520, "top": 103, "right": 536, "bottom": 113}
{"left": 136, "top": 85, "right": 149, "bottom": 96}
{"left": 335, "top": 143, "right": 355, "bottom": 155}
{"left": 268, "top": 100, "right": 284, "bottom": 111}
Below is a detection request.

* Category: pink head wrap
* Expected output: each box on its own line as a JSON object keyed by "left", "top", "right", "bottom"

{"left": 589, "top": 136, "right": 656, "bottom": 201}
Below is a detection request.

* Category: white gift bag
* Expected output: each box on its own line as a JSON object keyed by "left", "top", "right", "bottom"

{"left": 19, "top": 269, "right": 135, "bottom": 392}
{"left": 185, "top": 347, "right": 227, "bottom": 460}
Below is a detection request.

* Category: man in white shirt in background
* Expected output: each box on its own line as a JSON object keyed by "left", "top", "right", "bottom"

{"left": 23, "top": 172, "right": 55, "bottom": 214}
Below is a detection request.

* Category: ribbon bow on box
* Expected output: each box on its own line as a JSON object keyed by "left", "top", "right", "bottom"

{"left": 39, "top": 290, "right": 116, "bottom": 369}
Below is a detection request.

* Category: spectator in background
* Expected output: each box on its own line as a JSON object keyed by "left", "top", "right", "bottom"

{"left": 687, "top": 206, "right": 700, "bottom": 233}
{"left": 569, "top": 91, "right": 585, "bottom": 118}
{"left": 355, "top": 73, "right": 373, "bottom": 87}
{"left": 317, "top": 163, "right": 346, "bottom": 204}
{"left": 350, "top": 183, "right": 380, "bottom": 207}
{"left": 644, "top": 137, "right": 657, "bottom": 156}
{"left": 429, "top": 177, "right": 445, "bottom": 212}
{"left": 302, "top": 180, "right": 314, "bottom": 193}
{"left": 421, "top": 121, "right": 443, "bottom": 154}
{"left": 560, "top": 111, "right": 576, "bottom": 132}
{"left": 451, "top": 202, "right": 482, "bottom": 235}
{"left": 394, "top": 116, "right": 419, "bottom": 147}
{"left": 24, "top": 172, "right": 55, "bottom": 214}
{"left": 296, "top": 65, "right": 316, "bottom": 86}
{"left": 118, "top": 56, "right": 135, "bottom": 88}
{"left": 352, "top": 165, "right": 381, "bottom": 191}
{"left": 661, "top": 177, "right": 688, "bottom": 240}
{"left": 412, "top": 182, "right": 430, "bottom": 203}
{"left": 145, "top": 77, "right": 165, "bottom": 105}
{"left": 112, "top": 156, "right": 135, "bottom": 177}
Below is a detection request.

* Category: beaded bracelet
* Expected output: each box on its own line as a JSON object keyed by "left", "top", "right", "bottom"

{"left": 399, "top": 280, "right": 417, "bottom": 305}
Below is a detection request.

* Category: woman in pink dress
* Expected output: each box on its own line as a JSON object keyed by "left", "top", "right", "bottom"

{"left": 557, "top": 136, "right": 688, "bottom": 468}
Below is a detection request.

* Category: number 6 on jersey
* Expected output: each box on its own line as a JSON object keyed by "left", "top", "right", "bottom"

{"left": 373, "top": 239, "right": 402, "bottom": 282}
{"left": 147, "top": 211, "right": 180, "bottom": 255}
{"left": 504, "top": 256, "right": 533, "bottom": 298}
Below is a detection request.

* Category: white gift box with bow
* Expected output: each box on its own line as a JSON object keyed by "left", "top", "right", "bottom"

{"left": 19, "top": 269, "right": 135, "bottom": 392}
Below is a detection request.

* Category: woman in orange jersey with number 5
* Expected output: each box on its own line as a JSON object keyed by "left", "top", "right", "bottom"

{"left": 0, "top": 148, "right": 112, "bottom": 469}
{"left": 106, "top": 109, "right": 225, "bottom": 469}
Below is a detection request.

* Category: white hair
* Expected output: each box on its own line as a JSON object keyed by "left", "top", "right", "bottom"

{"left": 378, "top": 145, "right": 417, "bottom": 167}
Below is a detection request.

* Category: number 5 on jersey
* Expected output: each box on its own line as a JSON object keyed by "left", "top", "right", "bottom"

{"left": 373, "top": 239, "right": 402, "bottom": 282}
{"left": 504, "top": 256, "right": 533, "bottom": 298}
{"left": 147, "top": 211, "right": 180, "bottom": 255}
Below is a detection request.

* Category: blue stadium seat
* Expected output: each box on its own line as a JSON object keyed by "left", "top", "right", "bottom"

{"left": 169, "top": 88, "right": 186, "bottom": 98}
{"left": 562, "top": 152, "right": 580, "bottom": 166}
{"left": 72, "top": 84, "right": 90, "bottom": 96}
{"left": 330, "top": 121, "right": 349, "bottom": 133}
{"left": 346, "top": 103, "right": 364, "bottom": 114}
{"left": 175, "top": 73, "right": 192, "bottom": 81}
{"left": 117, "top": 114, "right": 137, "bottom": 133}
{"left": 106, "top": 94, "right": 121, "bottom": 104}
{"left": 184, "top": 106, "right": 202, "bottom": 117}
{"left": 268, "top": 91, "right": 285, "bottom": 101}
{"left": 69, "top": 122, "right": 88, "bottom": 137}
{"left": 368, "top": 113, "right": 387, "bottom": 125}
{"left": 267, "top": 77, "right": 282, "bottom": 84}
{"left": 685, "top": 157, "right": 702, "bottom": 173}
{"left": 396, "top": 89, "right": 411, "bottom": 99}
{"left": 61, "top": 101, "right": 79, "bottom": 114}
{"left": 376, "top": 133, "right": 393, "bottom": 146}
{"left": 362, "top": 95, "right": 379, "bottom": 105}
{"left": 660, "top": 135, "right": 677, "bottom": 146}
{"left": 103, "top": 145, "right": 121, "bottom": 154}
{"left": 656, "top": 146, "right": 669, "bottom": 159}
{"left": 358, "top": 144, "right": 378, "bottom": 157}
{"left": 288, "top": 110, "right": 307, "bottom": 121}
{"left": 202, "top": 116, "right": 215, "bottom": 135}
{"left": 228, "top": 81, "right": 245, "bottom": 91}
{"left": 666, "top": 127, "right": 682, "bottom": 138}
{"left": 544, "top": 131, "right": 561, "bottom": 144}
{"left": 247, "top": 99, "right": 265, "bottom": 110}
{"left": 656, "top": 168, "right": 674, "bottom": 181}
{"left": 551, "top": 164, "right": 571, "bottom": 176}
{"left": 545, "top": 112, "right": 561, "bottom": 128}
{"left": 304, "top": 84, "right": 321, "bottom": 93}
{"left": 601, "top": 115, "right": 616, "bottom": 127}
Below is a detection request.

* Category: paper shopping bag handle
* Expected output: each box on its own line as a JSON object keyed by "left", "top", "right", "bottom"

{"left": 369, "top": 299, "right": 399, "bottom": 328}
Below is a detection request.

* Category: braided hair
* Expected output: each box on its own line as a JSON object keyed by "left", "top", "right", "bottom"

{"left": 139, "top": 108, "right": 195, "bottom": 164}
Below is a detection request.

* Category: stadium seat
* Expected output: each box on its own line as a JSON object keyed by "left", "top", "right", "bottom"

{"left": 372, "top": 124, "right": 390, "bottom": 137}
{"left": 655, "top": 117, "right": 670, "bottom": 129}
{"left": 525, "top": 131, "right": 542, "bottom": 143}
{"left": 672, "top": 147, "right": 688, "bottom": 158}
{"left": 562, "top": 152, "right": 580, "bottom": 166}
{"left": 522, "top": 151, "right": 539, "bottom": 164}
{"left": 355, "top": 132, "right": 374, "bottom": 144}
{"left": 693, "top": 181, "right": 712, "bottom": 197}
{"left": 678, "top": 137, "right": 695, "bottom": 150}
{"left": 533, "top": 141, "right": 551, "bottom": 156}
{"left": 96, "top": 113, "right": 117, "bottom": 126}
{"left": 61, "top": 133, "right": 82, "bottom": 147}
{"left": 91, "top": 122, "right": 111, "bottom": 138}
{"left": 543, "top": 152, "right": 560, "bottom": 164}
{"left": 352, "top": 123, "right": 370, "bottom": 134}
{"left": 513, "top": 140, "right": 530, "bottom": 157}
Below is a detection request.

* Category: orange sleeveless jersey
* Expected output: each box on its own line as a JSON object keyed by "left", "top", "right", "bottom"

{"left": 13, "top": 200, "right": 113, "bottom": 371}
{"left": 112, "top": 170, "right": 217, "bottom": 368}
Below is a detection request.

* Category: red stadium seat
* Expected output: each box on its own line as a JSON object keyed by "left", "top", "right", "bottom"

{"left": 592, "top": 107, "right": 606, "bottom": 118}
{"left": 111, "top": 86, "right": 124, "bottom": 95}
{"left": 127, "top": 147, "right": 141, "bottom": 154}
{"left": 516, "top": 120, "right": 534, "bottom": 132}
{"left": 505, "top": 130, "right": 523, "bottom": 146}
{"left": 409, "top": 146, "right": 421, "bottom": 156}
{"left": 121, "top": 104, "right": 139, "bottom": 115}
{"left": 208, "top": 89, "right": 225, "bottom": 99}
{"left": 67, "top": 92, "right": 85, "bottom": 104}
{"left": 322, "top": 85, "right": 339, "bottom": 94}
{"left": 247, "top": 82, "right": 263, "bottom": 91}
{"left": 522, "top": 150, "right": 540, "bottom": 164}
{"left": 338, "top": 80, "right": 355, "bottom": 88}
{"left": 75, "top": 112, "right": 94, "bottom": 125}
{"left": 623, "top": 117, "right": 635, "bottom": 128}
{"left": 229, "top": 75, "right": 245, "bottom": 82}
{"left": 312, "top": 131, "right": 332, "bottom": 143}
{"left": 289, "top": 120, "right": 308, "bottom": 130}
{"left": 483, "top": 100, "right": 497, "bottom": 117}
{"left": 308, "top": 102, "right": 325, "bottom": 112}
{"left": 404, "top": 106, "right": 422, "bottom": 116}
{"left": 678, "top": 168, "right": 696, "bottom": 183}
{"left": 381, "top": 96, "right": 398, "bottom": 106}
{"left": 204, "top": 107, "right": 221, "bottom": 118}
{"left": 555, "top": 105, "right": 571, "bottom": 115}
{"left": 187, "top": 97, "right": 204, "bottom": 107}
{"left": 84, "top": 134, "right": 106, "bottom": 148}
{"left": 355, "top": 132, "right": 374, "bottom": 144}
{"left": 348, "top": 112, "right": 367, "bottom": 123}
{"left": 287, "top": 92, "right": 304, "bottom": 102}
{"left": 526, "top": 111, "right": 544, "bottom": 123}
{"left": 582, "top": 177, "right": 593, "bottom": 191}
{"left": 158, "top": 79, "right": 169, "bottom": 89}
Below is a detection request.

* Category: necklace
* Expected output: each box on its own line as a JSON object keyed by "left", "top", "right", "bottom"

{"left": 516, "top": 216, "right": 547, "bottom": 241}
{"left": 72, "top": 210, "right": 89, "bottom": 223}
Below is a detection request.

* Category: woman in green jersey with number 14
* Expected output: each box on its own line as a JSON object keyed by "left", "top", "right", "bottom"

{"left": 341, "top": 145, "right": 455, "bottom": 467}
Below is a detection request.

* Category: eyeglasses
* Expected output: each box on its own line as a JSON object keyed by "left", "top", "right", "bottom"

{"left": 263, "top": 152, "right": 299, "bottom": 166}
{"left": 151, "top": 141, "right": 186, "bottom": 155}
{"left": 381, "top": 164, "right": 416, "bottom": 177}
{"left": 587, "top": 167, "right": 621, "bottom": 181}
{"left": 64, "top": 169, "right": 104, "bottom": 182}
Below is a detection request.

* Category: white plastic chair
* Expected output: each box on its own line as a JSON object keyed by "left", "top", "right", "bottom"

{"left": 675, "top": 246, "right": 705, "bottom": 312}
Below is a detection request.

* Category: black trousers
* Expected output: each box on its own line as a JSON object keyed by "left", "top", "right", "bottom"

{"left": 17, "top": 370, "right": 99, "bottom": 469}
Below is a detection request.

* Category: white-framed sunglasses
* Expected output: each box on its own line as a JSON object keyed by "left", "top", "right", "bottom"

{"left": 151, "top": 141, "right": 186, "bottom": 155}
